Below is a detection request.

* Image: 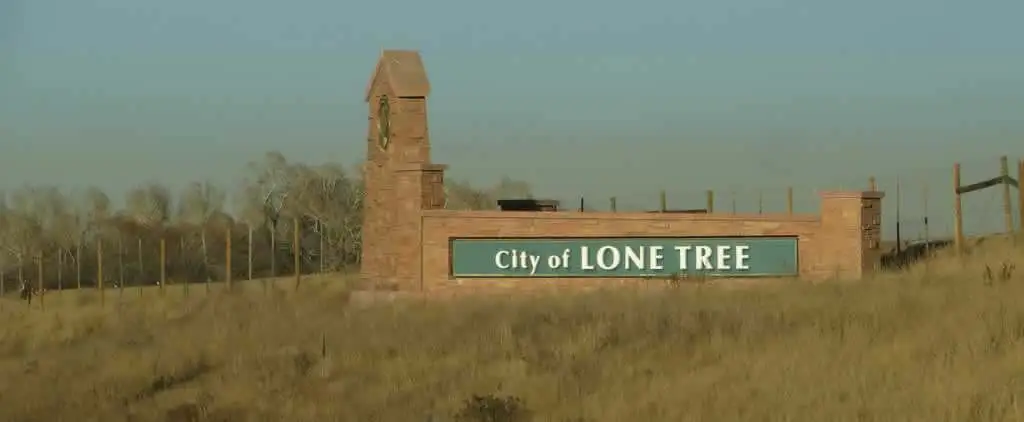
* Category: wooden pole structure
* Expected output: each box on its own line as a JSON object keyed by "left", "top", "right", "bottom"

{"left": 786, "top": 187, "right": 793, "bottom": 215}
{"left": 869, "top": 176, "right": 877, "bottom": 191}
{"left": 205, "top": 230, "right": 212, "bottom": 293}
{"left": 895, "top": 177, "right": 902, "bottom": 254}
{"left": 730, "top": 190, "right": 736, "bottom": 214}
{"left": 706, "top": 190, "right": 714, "bottom": 213}
{"left": 1000, "top": 156, "right": 1014, "bottom": 233}
{"left": 118, "top": 237, "right": 125, "bottom": 297}
{"left": 183, "top": 240, "right": 190, "bottom": 297}
{"left": 97, "top": 238, "right": 104, "bottom": 306}
{"left": 293, "top": 217, "right": 301, "bottom": 291}
{"left": 923, "top": 182, "right": 930, "bottom": 256}
{"left": 953, "top": 163, "right": 964, "bottom": 255}
{"left": 609, "top": 197, "right": 617, "bottom": 212}
{"left": 247, "top": 226, "right": 254, "bottom": 281}
{"left": 659, "top": 190, "right": 667, "bottom": 212}
{"left": 36, "top": 254, "right": 44, "bottom": 310}
{"left": 159, "top": 237, "right": 166, "bottom": 295}
{"left": 225, "top": 226, "right": 233, "bottom": 291}
{"left": 1019, "top": 159, "right": 1024, "bottom": 233}
{"left": 758, "top": 190, "right": 763, "bottom": 214}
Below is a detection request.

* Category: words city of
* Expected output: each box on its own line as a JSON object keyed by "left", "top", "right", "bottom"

{"left": 493, "top": 245, "right": 752, "bottom": 276}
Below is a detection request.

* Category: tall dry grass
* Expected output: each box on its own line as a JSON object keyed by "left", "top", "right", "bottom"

{"left": 0, "top": 239, "right": 1022, "bottom": 421}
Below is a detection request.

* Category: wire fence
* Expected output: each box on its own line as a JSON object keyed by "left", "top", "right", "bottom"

{"left": 554, "top": 155, "right": 1023, "bottom": 241}
{"left": 3, "top": 153, "right": 1017, "bottom": 309}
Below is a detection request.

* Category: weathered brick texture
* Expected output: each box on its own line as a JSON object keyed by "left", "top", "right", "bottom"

{"left": 361, "top": 50, "right": 885, "bottom": 293}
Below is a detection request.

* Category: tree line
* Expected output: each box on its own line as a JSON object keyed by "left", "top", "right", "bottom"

{"left": 0, "top": 151, "right": 531, "bottom": 294}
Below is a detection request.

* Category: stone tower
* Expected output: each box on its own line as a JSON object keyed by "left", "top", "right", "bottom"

{"left": 361, "top": 50, "right": 446, "bottom": 290}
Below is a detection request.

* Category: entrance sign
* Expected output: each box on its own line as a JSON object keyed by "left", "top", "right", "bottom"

{"left": 450, "top": 237, "right": 798, "bottom": 278}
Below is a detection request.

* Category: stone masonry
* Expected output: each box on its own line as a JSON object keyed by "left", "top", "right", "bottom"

{"left": 360, "top": 50, "right": 885, "bottom": 292}
{"left": 361, "top": 50, "right": 446, "bottom": 290}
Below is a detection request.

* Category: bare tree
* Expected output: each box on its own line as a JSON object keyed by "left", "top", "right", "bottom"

{"left": 36, "top": 187, "right": 74, "bottom": 291}
{"left": 112, "top": 213, "right": 127, "bottom": 291}
{"left": 491, "top": 176, "right": 532, "bottom": 200}
{"left": 247, "top": 151, "right": 293, "bottom": 277}
{"left": 125, "top": 183, "right": 172, "bottom": 288}
{"left": 289, "top": 162, "right": 363, "bottom": 271}
{"left": 5, "top": 186, "right": 46, "bottom": 291}
{"left": 76, "top": 187, "right": 110, "bottom": 289}
{"left": 0, "top": 148, "right": 532, "bottom": 292}
{"left": 278, "top": 198, "right": 303, "bottom": 291}
{"left": 179, "top": 181, "right": 226, "bottom": 284}
{"left": 52, "top": 194, "right": 80, "bottom": 292}
{"left": 234, "top": 183, "right": 265, "bottom": 281}
{"left": 444, "top": 180, "right": 488, "bottom": 210}
{"left": 290, "top": 164, "right": 326, "bottom": 271}
{"left": 445, "top": 177, "right": 533, "bottom": 210}
{"left": 340, "top": 166, "right": 365, "bottom": 267}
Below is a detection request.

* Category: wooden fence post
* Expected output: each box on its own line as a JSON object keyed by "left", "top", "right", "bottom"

{"left": 159, "top": 237, "right": 166, "bottom": 295}
{"left": 869, "top": 176, "right": 877, "bottom": 191}
{"left": 1019, "top": 159, "right": 1024, "bottom": 233}
{"left": 609, "top": 197, "right": 617, "bottom": 212}
{"left": 226, "top": 226, "right": 233, "bottom": 291}
{"left": 953, "top": 163, "right": 964, "bottom": 255}
{"left": 97, "top": 238, "right": 104, "bottom": 307}
{"left": 923, "top": 183, "right": 931, "bottom": 256}
{"left": 706, "top": 190, "right": 714, "bottom": 213}
{"left": 294, "top": 217, "right": 301, "bottom": 291}
{"left": 786, "top": 187, "right": 794, "bottom": 215}
{"left": 895, "top": 177, "right": 902, "bottom": 254}
{"left": 1001, "top": 156, "right": 1014, "bottom": 233}
{"left": 36, "top": 254, "right": 44, "bottom": 310}
{"left": 758, "top": 190, "right": 763, "bottom": 214}
{"left": 659, "top": 190, "right": 667, "bottom": 212}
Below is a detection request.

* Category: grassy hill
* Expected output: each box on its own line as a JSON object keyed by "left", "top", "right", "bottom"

{"left": 0, "top": 237, "right": 1022, "bottom": 421}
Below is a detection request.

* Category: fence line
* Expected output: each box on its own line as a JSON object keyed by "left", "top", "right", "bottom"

{"left": 952, "top": 156, "right": 1023, "bottom": 254}
{"left": 0, "top": 215, "right": 335, "bottom": 311}
{"left": 4, "top": 155, "right": 1022, "bottom": 310}
{"left": 573, "top": 155, "right": 1023, "bottom": 246}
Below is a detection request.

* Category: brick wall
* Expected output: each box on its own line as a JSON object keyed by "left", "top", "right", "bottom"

{"left": 359, "top": 50, "right": 885, "bottom": 294}
{"left": 408, "top": 190, "right": 884, "bottom": 292}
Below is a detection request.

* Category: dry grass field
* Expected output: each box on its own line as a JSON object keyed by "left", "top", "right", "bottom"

{"left": 0, "top": 238, "right": 1023, "bottom": 422}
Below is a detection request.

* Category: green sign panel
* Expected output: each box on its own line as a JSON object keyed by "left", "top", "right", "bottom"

{"left": 450, "top": 237, "right": 798, "bottom": 278}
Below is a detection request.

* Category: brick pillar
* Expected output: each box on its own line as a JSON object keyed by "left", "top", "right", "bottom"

{"left": 360, "top": 50, "right": 433, "bottom": 290}
{"left": 391, "top": 163, "right": 447, "bottom": 290}
{"left": 361, "top": 161, "right": 390, "bottom": 287}
{"left": 818, "top": 190, "right": 885, "bottom": 280}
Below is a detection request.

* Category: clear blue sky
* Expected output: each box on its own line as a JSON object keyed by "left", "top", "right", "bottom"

{"left": 1, "top": 0, "right": 1022, "bottom": 237}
